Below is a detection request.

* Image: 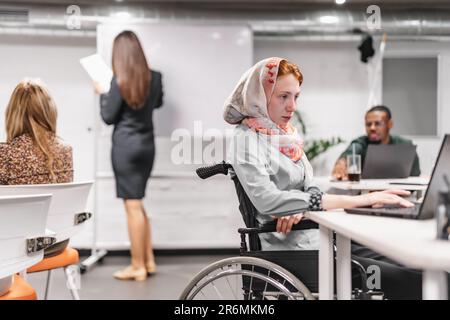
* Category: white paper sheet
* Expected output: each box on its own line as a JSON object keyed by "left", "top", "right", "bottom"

{"left": 80, "top": 53, "right": 113, "bottom": 93}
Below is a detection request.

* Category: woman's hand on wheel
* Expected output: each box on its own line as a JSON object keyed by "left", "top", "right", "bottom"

{"left": 272, "top": 213, "right": 304, "bottom": 234}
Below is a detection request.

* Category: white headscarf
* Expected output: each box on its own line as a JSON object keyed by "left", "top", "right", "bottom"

{"left": 223, "top": 57, "right": 304, "bottom": 162}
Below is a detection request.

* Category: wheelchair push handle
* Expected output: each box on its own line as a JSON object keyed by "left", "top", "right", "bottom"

{"left": 196, "top": 161, "right": 232, "bottom": 179}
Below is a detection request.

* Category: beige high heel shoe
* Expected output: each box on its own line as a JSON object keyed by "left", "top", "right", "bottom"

{"left": 146, "top": 261, "right": 157, "bottom": 275}
{"left": 113, "top": 265, "right": 147, "bottom": 281}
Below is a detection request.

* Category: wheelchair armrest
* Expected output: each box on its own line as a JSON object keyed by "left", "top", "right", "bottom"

{"left": 238, "top": 219, "right": 319, "bottom": 235}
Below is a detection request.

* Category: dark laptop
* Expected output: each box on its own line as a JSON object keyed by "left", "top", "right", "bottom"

{"left": 362, "top": 144, "right": 417, "bottom": 179}
{"left": 345, "top": 134, "right": 450, "bottom": 220}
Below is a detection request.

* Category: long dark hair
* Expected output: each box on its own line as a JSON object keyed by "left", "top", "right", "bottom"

{"left": 112, "top": 30, "right": 151, "bottom": 109}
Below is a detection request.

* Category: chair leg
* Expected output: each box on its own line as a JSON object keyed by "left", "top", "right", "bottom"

{"left": 19, "top": 269, "right": 27, "bottom": 281}
{"left": 64, "top": 267, "right": 81, "bottom": 300}
{"left": 44, "top": 270, "right": 52, "bottom": 300}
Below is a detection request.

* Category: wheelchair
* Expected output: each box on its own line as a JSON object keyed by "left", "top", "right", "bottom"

{"left": 180, "top": 162, "right": 383, "bottom": 300}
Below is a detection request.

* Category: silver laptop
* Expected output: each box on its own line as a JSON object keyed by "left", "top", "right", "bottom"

{"left": 362, "top": 144, "right": 417, "bottom": 179}
{"left": 345, "top": 134, "right": 450, "bottom": 220}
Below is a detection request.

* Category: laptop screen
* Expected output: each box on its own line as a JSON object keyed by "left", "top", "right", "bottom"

{"left": 418, "top": 134, "right": 450, "bottom": 219}
{"left": 362, "top": 144, "right": 417, "bottom": 179}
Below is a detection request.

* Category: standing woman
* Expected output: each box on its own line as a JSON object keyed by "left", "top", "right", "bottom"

{"left": 95, "top": 31, "right": 163, "bottom": 281}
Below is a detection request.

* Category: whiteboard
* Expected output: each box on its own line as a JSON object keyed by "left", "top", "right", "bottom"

{"left": 92, "top": 23, "right": 253, "bottom": 249}
{"left": 97, "top": 23, "right": 253, "bottom": 136}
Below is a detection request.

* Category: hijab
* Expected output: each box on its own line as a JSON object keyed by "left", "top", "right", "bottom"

{"left": 223, "top": 57, "right": 304, "bottom": 162}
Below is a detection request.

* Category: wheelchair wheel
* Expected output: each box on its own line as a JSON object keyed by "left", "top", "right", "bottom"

{"left": 180, "top": 256, "right": 315, "bottom": 300}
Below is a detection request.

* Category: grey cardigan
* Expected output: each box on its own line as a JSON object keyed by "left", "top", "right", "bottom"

{"left": 227, "top": 125, "right": 320, "bottom": 250}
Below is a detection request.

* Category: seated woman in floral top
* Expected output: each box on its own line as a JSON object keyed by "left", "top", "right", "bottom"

{"left": 0, "top": 79, "right": 73, "bottom": 296}
{"left": 0, "top": 79, "right": 73, "bottom": 185}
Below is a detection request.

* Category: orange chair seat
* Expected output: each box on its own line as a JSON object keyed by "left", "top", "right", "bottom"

{"left": 0, "top": 275, "right": 37, "bottom": 300}
{"left": 27, "top": 247, "right": 79, "bottom": 273}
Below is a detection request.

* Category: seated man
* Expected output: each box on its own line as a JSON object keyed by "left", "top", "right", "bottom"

{"left": 332, "top": 105, "right": 421, "bottom": 180}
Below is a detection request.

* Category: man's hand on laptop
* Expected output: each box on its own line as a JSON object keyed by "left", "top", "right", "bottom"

{"left": 363, "top": 189, "right": 415, "bottom": 208}
{"left": 272, "top": 213, "right": 304, "bottom": 234}
{"left": 332, "top": 158, "right": 348, "bottom": 181}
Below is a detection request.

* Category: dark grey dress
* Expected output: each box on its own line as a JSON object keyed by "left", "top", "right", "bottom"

{"left": 100, "top": 70, "right": 163, "bottom": 199}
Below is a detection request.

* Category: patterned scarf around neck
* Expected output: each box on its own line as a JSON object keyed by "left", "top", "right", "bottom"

{"left": 242, "top": 117, "right": 304, "bottom": 162}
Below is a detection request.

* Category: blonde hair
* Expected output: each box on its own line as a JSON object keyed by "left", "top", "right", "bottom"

{"left": 5, "top": 79, "right": 58, "bottom": 180}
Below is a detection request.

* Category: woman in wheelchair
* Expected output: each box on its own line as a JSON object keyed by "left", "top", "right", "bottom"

{"left": 221, "top": 57, "right": 423, "bottom": 300}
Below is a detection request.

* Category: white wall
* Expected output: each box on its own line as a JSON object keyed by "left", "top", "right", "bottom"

{"left": 254, "top": 39, "right": 449, "bottom": 177}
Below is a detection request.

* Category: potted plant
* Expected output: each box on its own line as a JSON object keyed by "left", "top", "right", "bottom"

{"left": 293, "top": 110, "right": 344, "bottom": 161}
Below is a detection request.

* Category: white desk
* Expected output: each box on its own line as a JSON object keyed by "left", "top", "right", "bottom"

{"left": 313, "top": 176, "right": 429, "bottom": 201}
{"left": 327, "top": 177, "right": 429, "bottom": 193}
{"left": 305, "top": 210, "right": 450, "bottom": 300}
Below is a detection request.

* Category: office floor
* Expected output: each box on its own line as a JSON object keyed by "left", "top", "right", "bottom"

{"left": 26, "top": 254, "right": 232, "bottom": 300}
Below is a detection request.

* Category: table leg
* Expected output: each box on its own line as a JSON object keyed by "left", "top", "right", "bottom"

{"left": 319, "top": 225, "right": 334, "bottom": 300}
{"left": 423, "top": 270, "right": 448, "bottom": 300}
{"left": 336, "top": 234, "right": 352, "bottom": 300}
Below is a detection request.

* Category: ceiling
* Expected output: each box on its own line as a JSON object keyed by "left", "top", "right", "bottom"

{"left": 0, "top": 0, "right": 448, "bottom": 7}
{"left": 0, "top": 0, "right": 448, "bottom": 38}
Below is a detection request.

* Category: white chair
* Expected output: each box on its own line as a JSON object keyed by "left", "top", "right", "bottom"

{"left": 0, "top": 194, "right": 54, "bottom": 300}
{"left": 0, "top": 182, "right": 93, "bottom": 300}
{"left": 0, "top": 181, "right": 94, "bottom": 243}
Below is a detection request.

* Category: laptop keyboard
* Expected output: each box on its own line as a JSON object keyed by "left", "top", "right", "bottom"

{"left": 368, "top": 203, "right": 420, "bottom": 215}
{"left": 345, "top": 203, "right": 422, "bottom": 218}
